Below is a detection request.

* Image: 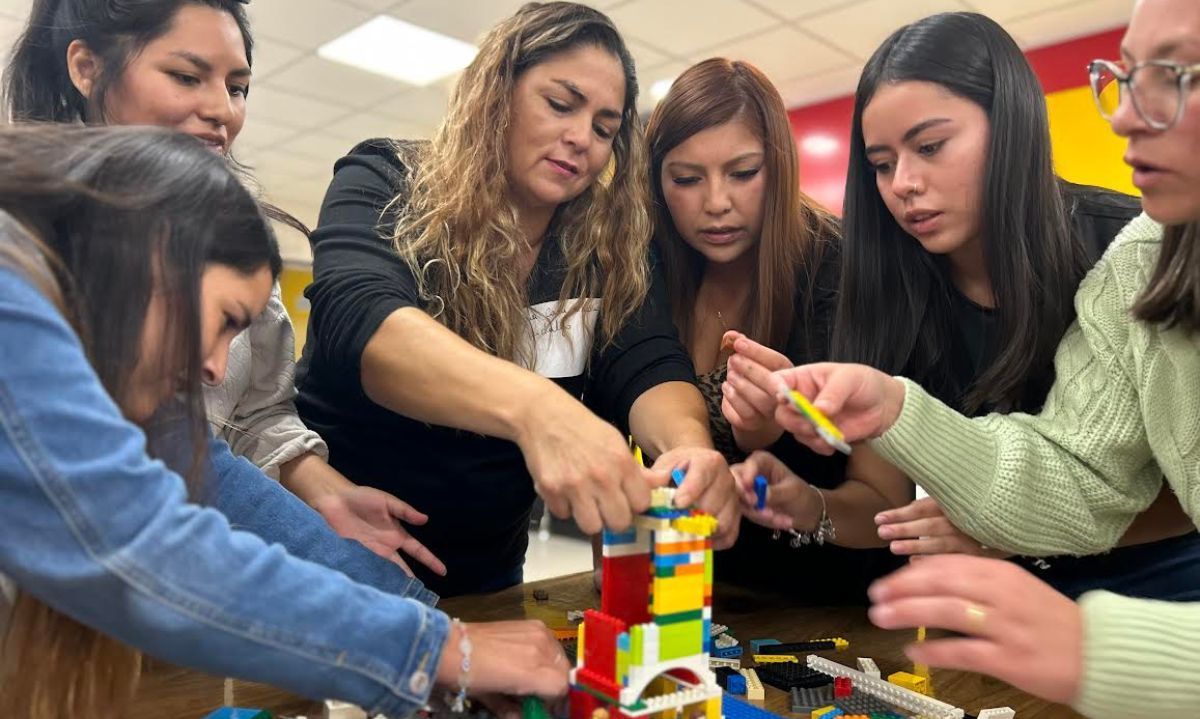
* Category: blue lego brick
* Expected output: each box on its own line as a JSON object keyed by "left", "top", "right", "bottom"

{"left": 671, "top": 468, "right": 686, "bottom": 486}
{"left": 646, "top": 507, "right": 691, "bottom": 519}
{"left": 721, "top": 693, "right": 790, "bottom": 719}
{"left": 653, "top": 552, "right": 694, "bottom": 568}
{"left": 753, "top": 476, "right": 768, "bottom": 510}
{"left": 202, "top": 710, "right": 272, "bottom": 719}
{"left": 703, "top": 618, "right": 712, "bottom": 653}
{"left": 713, "top": 645, "right": 743, "bottom": 659}
{"left": 603, "top": 527, "right": 638, "bottom": 545}
{"left": 750, "top": 638, "right": 781, "bottom": 653}
{"left": 727, "top": 673, "right": 747, "bottom": 695}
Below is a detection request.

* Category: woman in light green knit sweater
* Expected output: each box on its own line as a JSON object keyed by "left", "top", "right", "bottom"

{"left": 770, "top": 0, "right": 1200, "bottom": 716}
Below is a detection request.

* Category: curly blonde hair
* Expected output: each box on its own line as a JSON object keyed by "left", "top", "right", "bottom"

{"left": 393, "top": 2, "right": 651, "bottom": 365}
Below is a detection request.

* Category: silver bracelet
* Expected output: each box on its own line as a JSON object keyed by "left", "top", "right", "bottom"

{"left": 772, "top": 486, "right": 836, "bottom": 547}
{"left": 447, "top": 619, "right": 471, "bottom": 712}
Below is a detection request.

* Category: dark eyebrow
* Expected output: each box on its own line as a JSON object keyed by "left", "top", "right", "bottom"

{"left": 235, "top": 301, "right": 253, "bottom": 330}
{"left": 864, "top": 117, "right": 952, "bottom": 155}
{"left": 552, "top": 78, "right": 622, "bottom": 121}
{"left": 170, "top": 50, "right": 252, "bottom": 79}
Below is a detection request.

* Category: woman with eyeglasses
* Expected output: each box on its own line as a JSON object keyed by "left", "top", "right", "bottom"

{"left": 724, "top": 10, "right": 1200, "bottom": 603}
{"left": 770, "top": 0, "right": 1200, "bottom": 714}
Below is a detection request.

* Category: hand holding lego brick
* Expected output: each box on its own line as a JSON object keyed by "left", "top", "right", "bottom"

{"left": 652, "top": 447, "right": 740, "bottom": 549}
{"left": 771, "top": 363, "right": 905, "bottom": 455}
{"left": 519, "top": 393, "right": 670, "bottom": 535}
{"left": 720, "top": 331, "right": 790, "bottom": 450}
{"left": 867, "top": 555, "right": 1083, "bottom": 705}
{"left": 435, "top": 620, "right": 570, "bottom": 714}
{"left": 875, "top": 498, "right": 1008, "bottom": 559}
{"left": 730, "top": 451, "right": 820, "bottom": 533}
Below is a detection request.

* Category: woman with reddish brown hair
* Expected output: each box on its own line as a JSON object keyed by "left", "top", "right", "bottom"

{"left": 647, "top": 58, "right": 909, "bottom": 601}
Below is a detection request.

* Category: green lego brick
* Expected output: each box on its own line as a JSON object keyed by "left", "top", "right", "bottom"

{"left": 654, "top": 608, "right": 704, "bottom": 625}
{"left": 658, "top": 619, "right": 703, "bottom": 660}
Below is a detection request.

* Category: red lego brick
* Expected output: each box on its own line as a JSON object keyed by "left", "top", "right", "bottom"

{"left": 582, "top": 610, "right": 627, "bottom": 682}
{"left": 601, "top": 554, "right": 652, "bottom": 625}
{"left": 834, "top": 676, "right": 852, "bottom": 698}
{"left": 575, "top": 667, "right": 623, "bottom": 702}
{"left": 569, "top": 686, "right": 604, "bottom": 719}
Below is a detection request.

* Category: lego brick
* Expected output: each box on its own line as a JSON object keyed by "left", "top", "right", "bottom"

{"left": 659, "top": 619, "right": 703, "bottom": 660}
{"left": 749, "top": 639, "right": 780, "bottom": 653}
{"left": 752, "top": 654, "right": 798, "bottom": 664}
{"left": 753, "top": 475, "right": 768, "bottom": 510}
{"left": 323, "top": 701, "right": 366, "bottom": 719}
{"left": 671, "top": 514, "right": 718, "bottom": 536}
{"left": 603, "top": 527, "right": 638, "bottom": 545}
{"left": 834, "top": 676, "right": 852, "bottom": 698}
{"left": 713, "top": 665, "right": 739, "bottom": 690}
{"left": 714, "top": 633, "right": 738, "bottom": 649}
{"left": 651, "top": 573, "right": 705, "bottom": 616}
{"left": 806, "top": 656, "right": 963, "bottom": 719}
{"left": 204, "top": 710, "right": 272, "bottom": 719}
{"left": 654, "top": 551, "right": 695, "bottom": 568}
{"left": 756, "top": 661, "right": 833, "bottom": 691}
{"left": 720, "top": 694, "right": 788, "bottom": 719}
{"left": 810, "top": 708, "right": 841, "bottom": 719}
{"left": 790, "top": 685, "right": 834, "bottom": 713}
{"left": 977, "top": 709, "right": 1015, "bottom": 719}
{"left": 601, "top": 555, "right": 652, "bottom": 625}
{"left": 675, "top": 562, "right": 705, "bottom": 576}
{"left": 834, "top": 691, "right": 898, "bottom": 716}
{"left": 737, "top": 669, "right": 764, "bottom": 703}
{"left": 712, "top": 645, "right": 743, "bottom": 659}
{"left": 710, "top": 623, "right": 729, "bottom": 638}
{"left": 654, "top": 608, "right": 704, "bottom": 625}
{"left": 575, "top": 667, "right": 622, "bottom": 702}
{"left": 708, "top": 657, "right": 741, "bottom": 671}
{"left": 726, "top": 673, "right": 747, "bottom": 695}
{"left": 758, "top": 638, "right": 848, "bottom": 655}
{"left": 886, "top": 671, "right": 929, "bottom": 696}
{"left": 582, "top": 610, "right": 626, "bottom": 682}
{"left": 855, "top": 658, "right": 880, "bottom": 678}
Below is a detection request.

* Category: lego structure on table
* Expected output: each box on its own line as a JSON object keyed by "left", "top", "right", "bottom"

{"left": 568, "top": 486, "right": 722, "bottom": 719}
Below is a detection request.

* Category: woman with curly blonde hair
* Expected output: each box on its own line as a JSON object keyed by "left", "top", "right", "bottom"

{"left": 298, "top": 1, "right": 738, "bottom": 596}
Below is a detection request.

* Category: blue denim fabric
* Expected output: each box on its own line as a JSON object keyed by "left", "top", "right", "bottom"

{"left": 0, "top": 267, "right": 449, "bottom": 715}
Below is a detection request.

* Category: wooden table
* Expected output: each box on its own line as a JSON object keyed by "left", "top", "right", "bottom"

{"left": 130, "top": 572, "right": 1080, "bottom": 719}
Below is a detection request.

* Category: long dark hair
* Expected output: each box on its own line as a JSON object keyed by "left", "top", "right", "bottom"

{"left": 4, "top": 0, "right": 253, "bottom": 123}
{"left": 833, "top": 12, "right": 1088, "bottom": 413}
{"left": 647, "top": 58, "right": 838, "bottom": 353}
{"left": 0, "top": 123, "right": 280, "bottom": 718}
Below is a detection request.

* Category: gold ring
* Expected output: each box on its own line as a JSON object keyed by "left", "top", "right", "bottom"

{"left": 965, "top": 603, "right": 987, "bottom": 629}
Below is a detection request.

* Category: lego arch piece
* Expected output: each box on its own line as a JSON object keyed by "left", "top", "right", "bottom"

{"left": 620, "top": 655, "right": 716, "bottom": 707}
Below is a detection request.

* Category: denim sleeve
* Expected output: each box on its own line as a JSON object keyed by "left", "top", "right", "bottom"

{"left": 0, "top": 268, "right": 448, "bottom": 716}
{"left": 201, "top": 436, "right": 438, "bottom": 607}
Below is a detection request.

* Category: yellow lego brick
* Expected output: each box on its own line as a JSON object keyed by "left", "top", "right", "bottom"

{"left": 888, "top": 670, "right": 930, "bottom": 696}
{"left": 651, "top": 573, "right": 704, "bottom": 615}
{"left": 739, "top": 668, "right": 764, "bottom": 703}
{"left": 704, "top": 695, "right": 721, "bottom": 719}
{"left": 752, "top": 656, "right": 789, "bottom": 665}
{"left": 832, "top": 637, "right": 849, "bottom": 651}
{"left": 671, "top": 514, "right": 718, "bottom": 537}
{"left": 811, "top": 707, "right": 836, "bottom": 719}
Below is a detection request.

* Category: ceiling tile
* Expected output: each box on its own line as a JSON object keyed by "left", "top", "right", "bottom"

{"left": 244, "top": 85, "right": 349, "bottom": 130}
{"left": 626, "top": 38, "right": 674, "bottom": 76}
{"left": 635, "top": 60, "right": 693, "bottom": 113}
{"left": 341, "top": 0, "right": 405, "bottom": 10}
{"left": 376, "top": 85, "right": 452, "bottom": 127}
{"left": 274, "top": 130, "right": 365, "bottom": 163}
{"left": 247, "top": 0, "right": 373, "bottom": 48}
{"left": 608, "top": 0, "right": 779, "bottom": 57}
{"left": 798, "top": 0, "right": 971, "bottom": 60}
{"left": 1005, "top": 0, "right": 1133, "bottom": 49}
{"left": 748, "top": 0, "right": 858, "bottom": 21}
{"left": 775, "top": 63, "right": 863, "bottom": 107}
{"left": 247, "top": 147, "right": 333, "bottom": 180}
{"left": 264, "top": 54, "right": 408, "bottom": 106}
{"left": 251, "top": 37, "right": 308, "bottom": 81}
{"left": 697, "top": 27, "right": 852, "bottom": 85}
{"left": 234, "top": 117, "right": 304, "bottom": 153}
{"left": 321, "top": 111, "right": 433, "bottom": 144}
{"left": 963, "top": 0, "right": 1080, "bottom": 23}
{"left": 389, "top": 0, "right": 530, "bottom": 43}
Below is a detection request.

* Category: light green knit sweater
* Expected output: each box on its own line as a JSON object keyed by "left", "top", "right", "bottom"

{"left": 873, "top": 213, "right": 1200, "bottom": 718}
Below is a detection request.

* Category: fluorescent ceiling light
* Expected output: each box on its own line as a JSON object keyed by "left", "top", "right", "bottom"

{"left": 318, "top": 15, "right": 477, "bottom": 87}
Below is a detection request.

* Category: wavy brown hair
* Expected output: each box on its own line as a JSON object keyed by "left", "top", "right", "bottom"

{"left": 647, "top": 58, "right": 838, "bottom": 352}
{"left": 0, "top": 125, "right": 281, "bottom": 719}
{"left": 1134, "top": 222, "right": 1200, "bottom": 331}
{"left": 393, "top": 1, "right": 651, "bottom": 364}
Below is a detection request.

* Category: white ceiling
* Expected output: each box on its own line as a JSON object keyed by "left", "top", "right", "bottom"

{"left": 0, "top": 0, "right": 1133, "bottom": 262}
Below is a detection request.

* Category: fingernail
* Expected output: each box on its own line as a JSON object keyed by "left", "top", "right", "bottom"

{"left": 878, "top": 526, "right": 893, "bottom": 539}
{"left": 867, "top": 605, "right": 892, "bottom": 627}
{"left": 875, "top": 512, "right": 888, "bottom": 524}
{"left": 867, "top": 580, "right": 889, "bottom": 602}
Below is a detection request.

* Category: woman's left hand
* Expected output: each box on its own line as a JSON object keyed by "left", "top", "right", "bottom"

{"left": 876, "top": 497, "right": 1008, "bottom": 558}
{"left": 312, "top": 486, "right": 448, "bottom": 577}
{"left": 868, "top": 555, "right": 1083, "bottom": 705}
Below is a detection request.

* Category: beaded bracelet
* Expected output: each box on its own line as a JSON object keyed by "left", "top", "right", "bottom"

{"left": 448, "top": 619, "right": 472, "bottom": 712}
{"left": 772, "top": 485, "right": 836, "bottom": 547}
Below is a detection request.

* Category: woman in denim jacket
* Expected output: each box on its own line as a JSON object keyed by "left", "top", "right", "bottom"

{"left": 0, "top": 125, "right": 565, "bottom": 718}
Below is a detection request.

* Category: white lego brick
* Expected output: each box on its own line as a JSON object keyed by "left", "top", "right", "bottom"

{"left": 807, "top": 656, "right": 964, "bottom": 719}
{"left": 709, "top": 623, "right": 728, "bottom": 638}
{"left": 978, "top": 709, "right": 1015, "bottom": 719}
{"left": 323, "top": 700, "right": 368, "bottom": 719}
{"left": 708, "top": 657, "right": 741, "bottom": 670}
{"left": 714, "top": 633, "right": 738, "bottom": 649}
{"left": 856, "top": 657, "right": 881, "bottom": 678}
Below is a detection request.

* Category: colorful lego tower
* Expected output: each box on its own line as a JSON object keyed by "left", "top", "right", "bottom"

{"left": 569, "top": 486, "right": 722, "bottom": 719}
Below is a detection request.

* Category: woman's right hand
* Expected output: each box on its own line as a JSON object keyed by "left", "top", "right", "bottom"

{"left": 772, "top": 363, "right": 907, "bottom": 454}
{"left": 516, "top": 393, "right": 668, "bottom": 535}
{"left": 436, "top": 620, "right": 569, "bottom": 716}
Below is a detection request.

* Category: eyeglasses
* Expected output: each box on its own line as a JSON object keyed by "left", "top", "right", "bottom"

{"left": 1088, "top": 58, "right": 1200, "bottom": 130}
